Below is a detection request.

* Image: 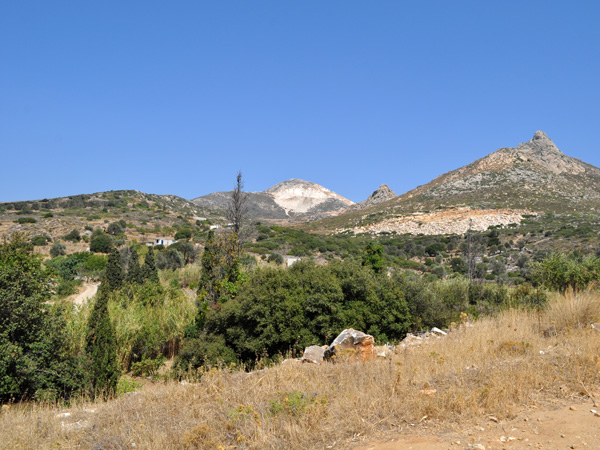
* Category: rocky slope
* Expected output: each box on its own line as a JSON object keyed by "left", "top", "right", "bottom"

{"left": 398, "top": 130, "right": 600, "bottom": 212}
{"left": 192, "top": 179, "right": 354, "bottom": 221}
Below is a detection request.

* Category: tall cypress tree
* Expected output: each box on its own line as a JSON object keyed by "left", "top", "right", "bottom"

{"left": 126, "top": 247, "right": 142, "bottom": 284}
{"left": 142, "top": 246, "right": 159, "bottom": 283}
{"left": 105, "top": 248, "right": 124, "bottom": 292}
{"left": 86, "top": 285, "right": 119, "bottom": 399}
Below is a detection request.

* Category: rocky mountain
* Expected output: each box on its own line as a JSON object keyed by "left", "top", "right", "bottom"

{"left": 310, "top": 131, "right": 600, "bottom": 235}
{"left": 395, "top": 131, "right": 600, "bottom": 212}
{"left": 192, "top": 179, "right": 354, "bottom": 221}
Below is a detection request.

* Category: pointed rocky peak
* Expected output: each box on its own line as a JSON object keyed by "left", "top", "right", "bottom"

{"left": 518, "top": 130, "right": 563, "bottom": 156}
{"left": 363, "top": 184, "right": 396, "bottom": 206}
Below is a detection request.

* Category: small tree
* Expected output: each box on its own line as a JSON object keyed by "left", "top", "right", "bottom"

{"left": 227, "top": 171, "right": 248, "bottom": 236}
{"left": 362, "top": 242, "right": 384, "bottom": 274}
{"left": 107, "top": 222, "right": 124, "bottom": 236}
{"left": 86, "top": 285, "right": 119, "bottom": 399}
{"left": 174, "top": 228, "right": 192, "bottom": 240}
{"left": 90, "top": 233, "right": 114, "bottom": 253}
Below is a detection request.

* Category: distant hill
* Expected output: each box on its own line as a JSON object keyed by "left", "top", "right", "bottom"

{"left": 191, "top": 179, "right": 354, "bottom": 222}
{"left": 0, "top": 190, "right": 216, "bottom": 253}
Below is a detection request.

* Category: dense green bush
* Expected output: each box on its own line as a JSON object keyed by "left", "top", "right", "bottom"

{"left": 64, "top": 229, "right": 81, "bottom": 242}
{"left": 174, "top": 335, "right": 238, "bottom": 373}
{"left": 31, "top": 235, "right": 51, "bottom": 246}
{"left": 90, "top": 232, "right": 115, "bottom": 253}
{"left": 200, "top": 260, "right": 411, "bottom": 366}
{"left": 530, "top": 253, "right": 600, "bottom": 292}
{"left": 174, "top": 228, "right": 193, "bottom": 240}
{"left": 107, "top": 222, "right": 125, "bottom": 236}
{"left": 267, "top": 252, "right": 284, "bottom": 265}
{"left": 14, "top": 217, "right": 37, "bottom": 224}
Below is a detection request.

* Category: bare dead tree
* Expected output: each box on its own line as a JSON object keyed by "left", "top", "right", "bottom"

{"left": 227, "top": 171, "right": 249, "bottom": 251}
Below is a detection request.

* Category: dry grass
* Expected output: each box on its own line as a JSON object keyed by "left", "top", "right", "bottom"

{"left": 3, "top": 291, "right": 600, "bottom": 449}
{"left": 545, "top": 287, "right": 600, "bottom": 330}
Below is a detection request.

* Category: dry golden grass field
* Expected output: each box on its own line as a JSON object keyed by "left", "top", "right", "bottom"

{"left": 2, "top": 290, "right": 600, "bottom": 449}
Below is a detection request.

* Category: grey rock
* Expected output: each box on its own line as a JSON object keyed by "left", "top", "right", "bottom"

{"left": 301, "top": 345, "right": 325, "bottom": 364}
{"left": 324, "top": 328, "right": 376, "bottom": 361}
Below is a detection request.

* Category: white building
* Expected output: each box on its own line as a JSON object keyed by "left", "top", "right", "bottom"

{"left": 149, "top": 238, "right": 176, "bottom": 247}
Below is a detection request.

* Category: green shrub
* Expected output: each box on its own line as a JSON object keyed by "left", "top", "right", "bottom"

{"left": 157, "top": 248, "right": 184, "bottom": 271}
{"left": 174, "top": 334, "right": 238, "bottom": 372}
{"left": 107, "top": 222, "right": 124, "bottom": 236}
{"left": 15, "top": 217, "right": 36, "bottom": 224}
{"left": 90, "top": 233, "right": 114, "bottom": 253}
{"left": 50, "top": 241, "right": 66, "bottom": 258}
{"left": 530, "top": 253, "right": 600, "bottom": 292}
{"left": 31, "top": 235, "right": 50, "bottom": 246}
{"left": 64, "top": 229, "right": 81, "bottom": 242}
{"left": 174, "top": 228, "right": 193, "bottom": 240}
{"left": 130, "top": 355, "right": 166, "bottom": 377}
{"left": 267, "top": 252, "right": 284, "bottom": 265}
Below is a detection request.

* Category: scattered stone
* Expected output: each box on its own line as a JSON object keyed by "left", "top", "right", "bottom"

{"left": 301, "top": 345, "right": 325, "bottom": 364}
{"left": 570, "top": 406, "right": 577, "bottom": 411}
{"left": 56, "top": 412, "right": 71, "bottom": 418}
{"left": 488, "top": 416, "right": 499, "bottom": 423}
{"left": 324, "top": 329, "right": 376, "bottom": 362}
{"left": 590, "top": 409, "right": 600, "bottom": 417}
{"left": 467, "top": 444, "right": 486, "bottom": 450}
{"left": 401, "top": 333, "right": 424, "bottom": 347}
{"left": 431, "top": 327, "right": 447, "bottom": 336}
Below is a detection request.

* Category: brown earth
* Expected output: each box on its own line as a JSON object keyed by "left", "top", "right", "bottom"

{"left": 357, "top": 401, "right": 600, "bottom": 449}
{"left": 66, "top": 282, "right": 100, "bottom": 305}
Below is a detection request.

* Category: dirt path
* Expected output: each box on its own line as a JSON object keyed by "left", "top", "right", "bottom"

{"left": 355, "top": 401, "right": 600, "bottom": 449}
{"left": 68, "top": 282, "right": 100, "bottom": 305}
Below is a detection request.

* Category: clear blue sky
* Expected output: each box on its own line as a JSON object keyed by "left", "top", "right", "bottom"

{"left": 1, "top": 1, "right": 599, "bottom": 203}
